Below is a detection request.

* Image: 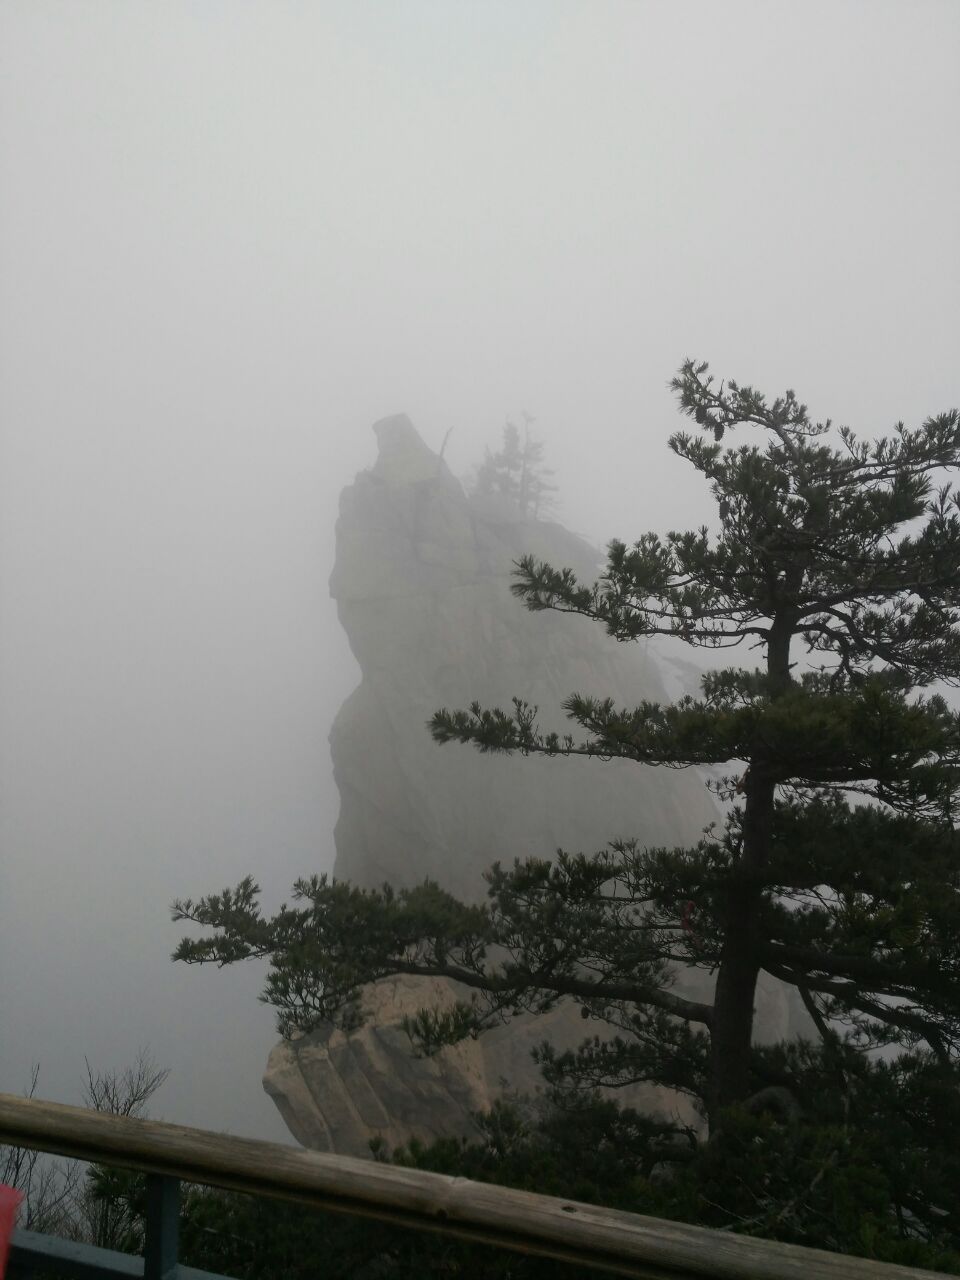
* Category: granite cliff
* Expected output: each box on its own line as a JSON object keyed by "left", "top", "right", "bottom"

{"left": 264, "top": 416, "right": 808, "bottom": 1155}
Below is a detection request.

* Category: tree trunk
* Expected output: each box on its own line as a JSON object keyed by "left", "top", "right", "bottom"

{"left": 707, "top": 616, "right": 793, "bottom": 1127}
{"left": 709, "top": 924, "right": 761, "bottom": 1119}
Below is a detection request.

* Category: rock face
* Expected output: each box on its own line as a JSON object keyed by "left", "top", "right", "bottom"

{"left": 264, "top": 416, "right": 809, "bottom": 1156}
{"left": 326, "top": 415, "right": 720, "bottom": 900}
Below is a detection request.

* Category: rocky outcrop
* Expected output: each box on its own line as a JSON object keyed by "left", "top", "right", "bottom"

{"left": 263, "top": 416, "right": 810, "bottom": 1154}
{"left": 325, "top": 415, "right": 720, "bottom": 900}
{"left": 264, "top": 977, "right": 490, "bottom": 1156}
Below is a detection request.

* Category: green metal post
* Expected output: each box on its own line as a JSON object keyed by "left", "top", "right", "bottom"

{"left": 144, "top": 1174, "right": 179, "bottom": 1280}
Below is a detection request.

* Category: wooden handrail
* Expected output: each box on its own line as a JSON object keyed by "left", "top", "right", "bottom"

{"left": 0, "top": 1093, "right": 946, "bottom": 1279}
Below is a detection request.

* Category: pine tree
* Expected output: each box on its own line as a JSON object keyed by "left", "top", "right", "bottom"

{"left": 174, "top": 361, "right": 960, "bottom": 1141}
{"left": 471, "top": 412, "right": 556, "bottom": 518}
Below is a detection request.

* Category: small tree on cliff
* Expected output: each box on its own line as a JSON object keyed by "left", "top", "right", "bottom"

{"left": 472, "top": 413, "right": 556, "bottom": 519}
{"left": 174, "top": 362, "right": 960, "bottom": 1131}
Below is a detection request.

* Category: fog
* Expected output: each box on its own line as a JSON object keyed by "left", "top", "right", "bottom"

{"left": 1, "top": 2, "right": 957, "bottom": 1142}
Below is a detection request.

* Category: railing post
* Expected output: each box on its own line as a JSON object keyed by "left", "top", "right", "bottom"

{"left": 144, "top": 1173, "right": 179, "bottom": 1280}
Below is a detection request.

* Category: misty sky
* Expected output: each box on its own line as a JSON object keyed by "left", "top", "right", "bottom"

{"left": 1, "top": 1, "right": 958, "bottom": 1142}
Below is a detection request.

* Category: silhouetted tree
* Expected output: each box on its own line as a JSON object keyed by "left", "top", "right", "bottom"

{"left": 472, "top": 412, "right": 556, "bottom": 518}
{"left": 79, "top": 1050, "right": 170, "bottom": 1252}
{"left": 0, "top": 1050, "right": 168, "bottom": 1250}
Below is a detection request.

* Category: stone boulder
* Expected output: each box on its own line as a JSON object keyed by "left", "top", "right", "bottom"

{"left": 264, "top": 974, "right": 704, "bottom": 1157}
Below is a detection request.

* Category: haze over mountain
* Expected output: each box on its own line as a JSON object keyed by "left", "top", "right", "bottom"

{"left": 0, "top": 2, "right": 956, "bottom": 1140}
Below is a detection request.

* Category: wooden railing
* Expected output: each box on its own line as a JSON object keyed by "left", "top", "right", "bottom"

{"left": 0, "top": 1092, "right": 949, "bottom": 1279}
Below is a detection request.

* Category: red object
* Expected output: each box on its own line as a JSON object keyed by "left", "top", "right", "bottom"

{"left": 0, "top": 1184, "right": 23, "bottom": 1278}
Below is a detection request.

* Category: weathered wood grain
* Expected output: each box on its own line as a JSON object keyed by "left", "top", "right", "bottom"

{"left": 0, "top": 1093, "right": 946, "bottom": 1279}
